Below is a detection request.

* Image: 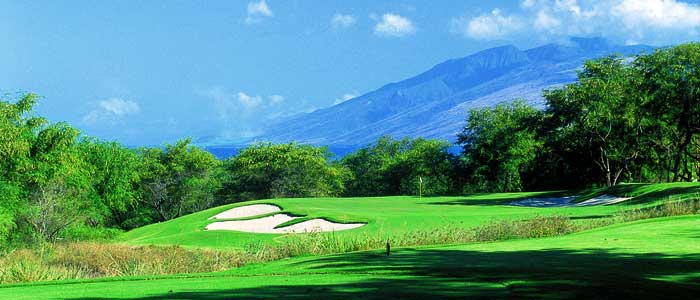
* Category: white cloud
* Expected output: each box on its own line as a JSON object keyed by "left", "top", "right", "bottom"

{"left": 245, "top": 0, "right": 273, "bottom": 24}
{"left": 200, "top": 87, "right": 288, "bottom": 118}
{"left": 268, "top": 94, "right": 285, "bottom": 104}
{"left": 521, "top": 0, "right": 537, "bottom": 8}
{"left": 333, "top": 92, "right": 358, "bottom": 105}
{"left": 99, "top": 98, "right": 140, "bottom": 116}
{"left": 534, "top": 10, "right": 561, "bottom": 31}
{"left": 454, "top": 0, "right": 700, "bottom": 44}
{"left": 612, "top": 0, "right": 700, "bottom": 29}
{"left": 83, "top": 98, "right": 140, "bottom": 124}
{"left": 452, "top": 9, "right": 519, "bottom": 40}
{"left": 236, "top": 92, "right": 262, "bottom": 108}
{"left": 331, "top": 13, "right": 356, "bottom": 29}
{"left": 374, "top": 14, "right": 416, "bottom": 37}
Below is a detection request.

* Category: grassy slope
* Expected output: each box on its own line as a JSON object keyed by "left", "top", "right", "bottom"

{"left": 118, "top": 192, "right": 613, "bottom": 249}
{"left": 3, "top": 215, "right": 699, "bottom": 299}
{"left": 119, "top": 183, "right": 700, "bottom": 249}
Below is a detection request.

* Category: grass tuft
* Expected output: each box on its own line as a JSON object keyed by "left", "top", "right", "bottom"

{"left": 0, "top": 243, "right": 246, "bottom": 284}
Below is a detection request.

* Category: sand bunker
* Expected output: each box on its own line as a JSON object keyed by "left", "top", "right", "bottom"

{"left": 206, "top": 213, "right": 299, "bottom": 233}
{"left": 278, "top": 219, "right": 365, "bottom": 233}
{"left": 205, "top": 213, "right": 365, "bottom": 234}
{"left": 210, "top": 204, "right": 281, "bottom": 220}
{"left": 575, "top": 194, "right": 632, "bottom": 206}
{"left": 510, "top": 194, "right": 632, "bottom": 207}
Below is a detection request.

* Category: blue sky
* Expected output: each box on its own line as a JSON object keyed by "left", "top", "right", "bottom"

{"left": 2, "top": 0, "right": 700, "bottom": 145}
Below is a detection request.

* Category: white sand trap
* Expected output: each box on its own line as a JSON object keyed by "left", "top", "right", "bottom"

{"left": 277, "top": 219, "right": 365, "bottom": 233}
{"left": 205, "top": 213, "right": 366, "bottom": 234}
{"left": 510, "top": 194, "right": 632, "bottom": 207}
{"left": 209, "top": 204, "right": 281, "bottom": 220}
{"left": 510, "top": 196, "right": 579, "bottom": 207}
{"left": 575, "top": 194, "right": 632, "bottom": 206}
{"left": 206, "top": 213, "right": 299, "bottom": 233}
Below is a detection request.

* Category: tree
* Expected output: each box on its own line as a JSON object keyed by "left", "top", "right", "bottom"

{"left": 544, "top": 56, "right": 643, "bottom": 186}
{"left": 458, "top": 100, "right": 543, "bottom": 192}
{"left": 342, "top": 136, "right": 458, "bottom": 196}
{"left": 0, "top": 180, "right": 22, "bottom": 245}
{"left": 635, "top": 43, "right": 700, "bottom": 182}
{"left": 0, "top": 93, "right": 45, "bottom": 245}
{"left": 138, "top": 139, "right": 221, "bottom": 222}
{"left": 24, "top": 122, "right": 94, "bottom": 242}
{"left": 222, "top": 143, "right": 349, "bottom": 200}
{"left": 0, "top": 93, "right": 45, "bottom": 182}
{"left": 398, "top": 138, "right": 456, "bottom": 195}
{"left": 78, "top": 139, "right": 142, "bottom": 229}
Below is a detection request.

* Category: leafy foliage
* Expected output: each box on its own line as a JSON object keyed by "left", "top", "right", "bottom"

{"left": 221, "top": 143, "right": 349, "bottom": 200}
{"left": 458, "top": 101, "right": 543, "bottom": 192}
{"left": 138, "top": 139, "right": 221, "bottom": 222}
{"left": 341, "top": 136, "right": 458, "bottom": 196}
{"left": 459, "top": 43, "right": 700, "bottom": 190}
{"left": 2, "top": 42, "right": 700, "bottom": 250}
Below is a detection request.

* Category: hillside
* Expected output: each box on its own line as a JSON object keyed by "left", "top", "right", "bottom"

{"left": 224, "top": 37, "right": 652, "bottom": 146}
{"left": 118, "top": 182, "right": 698, "bottom": 249}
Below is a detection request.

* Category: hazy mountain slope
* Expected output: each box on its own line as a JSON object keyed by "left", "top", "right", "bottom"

{"left": 212, "top": 38, "right": 653, "bottom": 146}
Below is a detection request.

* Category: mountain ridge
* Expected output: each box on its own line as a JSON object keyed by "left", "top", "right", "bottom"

{"left": 200, "top": 37, "right": 654, "bottom": 148}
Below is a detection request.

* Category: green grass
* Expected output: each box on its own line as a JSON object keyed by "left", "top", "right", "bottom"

{"left": 119, "top": 183, "right": 700, "bottom": 249}
{"left": 2, "top": 215, "right": 698, "bottom": 299}
{"left": 3, "top": 182, "right": 698, "bottom": 298}
{"left": 575, "top": 181, "right": 700, "bottom": 203}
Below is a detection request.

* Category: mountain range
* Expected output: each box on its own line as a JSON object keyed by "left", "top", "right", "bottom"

{"left": 202, "top": 37, "right": 653, "bottom": 152}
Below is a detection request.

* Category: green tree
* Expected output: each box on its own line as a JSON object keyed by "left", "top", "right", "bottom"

{"left": 544, "top": 56, "right": 643, "bottom": 186}
{"left": 78, "top": 139, "right": 141, "bottom": 229}
{"left": 138, "top": 139, "right": 221, "bottom": 222}
{"left": 222, "top": 143, "right": 348, "bottom": 200}
{"left": 342, "top": 136, "right": 457, "bottom": 196}
{"left": 24, "top": 122, "right": 94, "bottom": 242}
{"left": 635, "top": 43, "right": 700, "bottom": 181}
{"left": 0, "top": 93, "right": 46, "bottom": 244}
{"left": 458, "top": 100, "right": 543, "bottom": 192}
{"left": 0, "top": 180, "right": 22, "bottom": 245}
{"left": 0, "top": 93, "right": 45, "bottom": 182}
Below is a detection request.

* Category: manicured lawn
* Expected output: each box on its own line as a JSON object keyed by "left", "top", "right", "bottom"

{"left": 119, "top": 183, "right": 700, "bottom": 249}
{"left": 118, "top": 192, "right": 610, "bottom": 249}
{"left": 3, "top": 215, "right": 699, "bottom": 299}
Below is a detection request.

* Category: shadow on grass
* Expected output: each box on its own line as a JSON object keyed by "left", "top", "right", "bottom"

{"left": 68, "top": 247, "right": 700, "bottom": 300}
{"left": 429, "top": 184, "right": 700, "bottom": 207}
{"left": 568, "top": 214, "right": 612, "bottom": 220}
{"left": 425, "top": 191, "right": 572, "bottom": 206}
{"left": 621, "top": 186, "right": 700, "bottom": 205}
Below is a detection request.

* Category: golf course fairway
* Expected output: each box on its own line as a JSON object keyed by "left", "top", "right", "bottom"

{"left": 118, "top": 183, "right": 700, "bottom": 249}
{"left": 2, "top": 215, "right": 698, "bottom": 299}
{"left": 2, "top": 183, "right": 699, "bottom": 299}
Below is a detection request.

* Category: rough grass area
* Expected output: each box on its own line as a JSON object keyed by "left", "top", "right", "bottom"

{"left": 3, "top": 216, "right": 699, "bottom": 299}
{"left": 5, "top": 196, "right": 698, "bottom": 285}
{"left": 0, "top": 243, "right": 246, "bottom": 284}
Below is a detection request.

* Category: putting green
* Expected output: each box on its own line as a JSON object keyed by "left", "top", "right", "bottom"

{"left": 3, "top": 216, "right": 699, "bottom": 299}
{"left": 119, "top": 183, "right": 700, "bottom": 249}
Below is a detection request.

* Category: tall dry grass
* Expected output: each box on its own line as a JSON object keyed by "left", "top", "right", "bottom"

{"left": 0, "top": 243, "right": 248, "bottom": 284}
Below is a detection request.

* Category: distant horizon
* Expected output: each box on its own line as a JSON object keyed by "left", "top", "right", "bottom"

{"left": 3, "top": 0, "right": 699, "bottom": 145}
{"left": 1, "top": 36, "right": 669, "bottom": 149}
